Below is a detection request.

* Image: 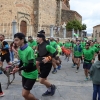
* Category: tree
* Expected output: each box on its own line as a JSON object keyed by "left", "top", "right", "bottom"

{"left": 66, "top": 20, "right": 87, "bottom": 31}
{"left": 82, "top": 24, "right": 87, "bottom": 30}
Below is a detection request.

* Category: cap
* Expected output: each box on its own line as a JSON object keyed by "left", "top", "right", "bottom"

{"left": 37, "top": 33, "right": 45, "bottom": 38}
{"left": 38, "top": 30, "right": 45, "bottom": 34}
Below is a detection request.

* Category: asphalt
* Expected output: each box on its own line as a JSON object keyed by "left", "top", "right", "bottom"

{"left": 0, "top": 55, "right": 93, "bottom": 100}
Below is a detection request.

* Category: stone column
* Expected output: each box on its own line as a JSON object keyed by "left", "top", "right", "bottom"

{"left": 63, "top": 27, "right": 66, "bottom": 38}
{"left": 12, "top": 20, "right": 17, "bottom": 39}
{"left": 50, "top": 25, "right": 54, "bottom": 37}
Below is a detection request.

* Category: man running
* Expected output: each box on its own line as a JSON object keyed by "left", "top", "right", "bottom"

{"left": 83, "top": 42, "right": 95, "bottom": 81}
{"left": 36, "top": 33, "right": 57, "bottom": 96}
{"left": 72, "top": 40, "right": 83, "bottom": 73}
{"left": 11, "top": 33, "right": 38, "bottom": 100}
{"left": 0, "top": 34, "right": 12, "bottom": 73}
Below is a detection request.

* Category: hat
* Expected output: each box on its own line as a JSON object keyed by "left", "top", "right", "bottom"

{"left": 38, "top": 30, "right": 45, "bottom": 34}
{"left": 37, "top": 33, "right": 45, "bottom": 38}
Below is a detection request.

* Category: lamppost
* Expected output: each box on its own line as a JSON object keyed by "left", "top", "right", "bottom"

{"left": 12, "top": 20, "right": 17, "bottom": 40}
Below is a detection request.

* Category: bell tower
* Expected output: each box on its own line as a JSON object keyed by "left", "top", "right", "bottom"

{"left": 63, "top": 0, "right": 70, "bottom": 10}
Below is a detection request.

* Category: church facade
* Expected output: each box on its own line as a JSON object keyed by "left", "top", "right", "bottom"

{"left": 0, "top": 0, "right": 82, "bottom": 39}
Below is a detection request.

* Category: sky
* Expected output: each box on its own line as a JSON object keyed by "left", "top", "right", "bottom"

{"left": 70, "top": 0, "right": 100, "bottom": 34}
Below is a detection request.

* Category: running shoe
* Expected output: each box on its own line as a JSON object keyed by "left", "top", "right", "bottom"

{"left": 52, "top": 68, "right": 57, "bottom": 74}
{"left": 57, "top": 65, "right": 61, "bottom": 70}
{"left": 50, "top": 85, "right": 56, "bottom": 96}
{"left": 42, "top": 90, "right": 52, "bottom": 96}
{"left": 0, "top": 92, "right": 5, "bottom": 97}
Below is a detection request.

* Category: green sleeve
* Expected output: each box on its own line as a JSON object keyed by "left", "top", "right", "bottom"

{"left": 46, "top": 45, "right": 56, "bottom": 54}
{"left": 34, "top": 41, "right": 37, "bottom": 46}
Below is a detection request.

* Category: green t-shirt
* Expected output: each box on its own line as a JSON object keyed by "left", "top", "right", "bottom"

{"left": 64, "top": 42, "right": 72, "bottom": 49}
{"left": 90, "top": 46, "right": 98, "bottom": 53}
{"left": 83, "top": 48, "right": 94, "bottom": 62}
{"left": 73, "top": 44, "right": 83, "bottom": 57}
{"left": 50, "top": 41, "right": 57, "bottom": 49}
{"left": 18, "top": 46, "right": 38, "bottom": 79}
{"left": 81, "top": 42, "right": 86, "bottom": 48}
{"left": 57, "top": 42, "right": 63, "bottom": 47}
{"left": 28, "top": 40, "right": 37, "bottom": 49}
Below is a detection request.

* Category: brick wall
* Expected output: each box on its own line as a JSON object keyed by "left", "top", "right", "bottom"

{"left": 0, "top": 0, "right": 34, "bottom": 38}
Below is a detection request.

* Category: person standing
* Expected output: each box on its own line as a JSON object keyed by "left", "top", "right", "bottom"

{"left": 11, "top": 33, "right": 38, "bottom": 100}
{"left": 90, "top": 53, "right": 100, "bottom": 100}
{"left": 36, "top": 33, "right": 57, "bottom": 96}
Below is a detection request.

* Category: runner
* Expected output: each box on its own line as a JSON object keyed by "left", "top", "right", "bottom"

{"left": 0, "top": 34, "right": 12, "bottom": 73}
{"left": 73, "top": 40, "right": 83, "bottom": 73}
{"left": 55, "top": 41, "right": 62, "bottom": 70}
{"left": 36, "top": 33, "right": 57, "bottom": 96}
{"left": 11, "top": 33, "right": 39, "bottom": 100}
{"left": 0, "top": 82, "right": 5, "bottom": 97}
{"left": 50, "top": 37, "right": 58, "bottom": 74}
{"left": 28, "top": 36, "right": 37, "bottom": 50}
{"left": 71, "top": 40, "right": 76, "bottom": 68}
{"left": 90, "top": 41, "right": 98, "bottom": 63}
{"left": 82, "top": 42, "right": 95, "bottom": 81}
{"left": 63, "top": 39, "right": 72, "bottom": 61}
{"left": 28, "top": 36, "right": 40, "bottom": 81}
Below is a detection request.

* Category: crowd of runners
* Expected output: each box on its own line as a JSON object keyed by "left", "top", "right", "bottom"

{"left": 0, "top": 30, "right": 100, "bottom": 100}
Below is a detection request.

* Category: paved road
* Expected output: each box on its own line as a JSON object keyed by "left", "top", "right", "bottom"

{"left": 0, "top": 56, "right": 93, "bottom": 100}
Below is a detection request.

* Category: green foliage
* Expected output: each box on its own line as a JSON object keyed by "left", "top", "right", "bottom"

{"left": 82, "top": 24, "right": 87, "bottom": 30}
{"left": 66, "top": 20, "right": 87, "bottom": 31}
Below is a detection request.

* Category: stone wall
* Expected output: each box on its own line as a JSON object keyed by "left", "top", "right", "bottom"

{"left": 0, "top": 0, "right": 34, "bottom": 38}
{"left": 61, "top": 10, "right": 82, "bottom": 23}
{"left": 93, "top": 25, "right": 100, "bottom": 42}
{"left": 38, "top": 0, "right": 57, "bottom": 36}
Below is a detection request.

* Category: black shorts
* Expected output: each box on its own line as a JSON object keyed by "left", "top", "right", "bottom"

{"left": 22, "top": 76, "right": 36, "bottom": 90}
{"left": 1, "top": 53, "right": 10, "bottom": 63}
{"left": 83, "top": 62, "right": 92, "bottom": 70}
{"left": 40, "top": 63, "right": 52, "bottom": 78}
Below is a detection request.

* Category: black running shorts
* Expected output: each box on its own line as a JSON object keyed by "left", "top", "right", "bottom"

{"left": 39, "top": 63, "right": 52, "bottom": 78}
{"left": 1, "top": 53, "right": 10, "bottom": 63}
{"left": 83, "top": 62, "right": 92, "bottom": 70}
{"left": 22, "top": 76, "right": 36, "bottom": 90}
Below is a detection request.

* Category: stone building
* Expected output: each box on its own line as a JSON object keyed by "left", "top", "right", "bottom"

{"left": 0, "top": 0, "right": 82, "bottom": 39}
{"left": 93, "top": 25, "right": 100, "bottom": 42}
